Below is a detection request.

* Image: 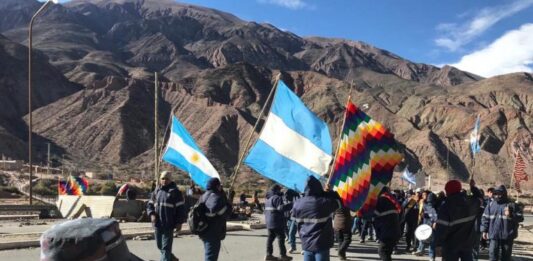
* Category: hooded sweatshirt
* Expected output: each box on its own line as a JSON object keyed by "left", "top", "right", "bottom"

{"left": 481, "top": 185, "right": 524, "bottom": 240}
{"left": 265, "top": 185, "right": 291, "bottom": 229}
{"left": 291, "top": 176, "right": 342, "bottom": 252}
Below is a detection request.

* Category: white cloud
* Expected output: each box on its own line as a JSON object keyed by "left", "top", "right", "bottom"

{"left": 435, "top": 0, "right": 533, "bottom": 51}
{"left": 258, "top": 0, "right": 308, "bottom": 10}
{"left": 450, "top": 23, "right": 533, "bottom": 77}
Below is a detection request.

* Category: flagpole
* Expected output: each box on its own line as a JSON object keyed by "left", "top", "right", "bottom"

{"left": 228, "top": 73, "right": 281, "bottom": 192}
{"left": 510, "top": 152, "right": 518, "bottom": 201}
{"left": 326, "top": 95, "right": 351, "bottom": 186}
{"left": 154, "top": 72, "right": 159, "bottom": 184}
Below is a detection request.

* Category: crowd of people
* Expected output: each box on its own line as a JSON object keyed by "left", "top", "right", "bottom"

{"left": 146, "top": 171, "right": 525, "bottom": 261}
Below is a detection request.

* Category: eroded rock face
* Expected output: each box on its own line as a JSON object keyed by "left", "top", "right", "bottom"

{"left": 0, "top": 0, "right": 531, "bottom": 190}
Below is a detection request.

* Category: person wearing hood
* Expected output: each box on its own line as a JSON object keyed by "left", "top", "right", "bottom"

{"left": 291, "top": 176, "right": 342, "bottom": 261}
{"left": 264, "top": 185, "right": 293, "bottom": 261}
{"left": 481, "top": 185, "right": 524, "bottom": 261}
{"left": 435, "top": 179, "right": 482, "bottom": 261}
{"left": 373, "top": 186, "right": 401, "bottom": 261}
{"left": 147, "top": 171, "right": 187, "bottom": 261}
{"left": 414, "top": 191, "right": 438, "bottom": 260}
{"left": 198, "top": 177, "right": 232, "bottom": 261}
{"left": 333, "top": 204, "right": 352, "bottom": 260}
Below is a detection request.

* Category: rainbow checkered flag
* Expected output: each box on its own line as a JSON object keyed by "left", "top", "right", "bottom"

{"left": 329, "top": 101, "right": 403, "bottom": 215}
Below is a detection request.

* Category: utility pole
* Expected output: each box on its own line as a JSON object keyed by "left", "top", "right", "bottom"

{"left": 46, "top": 142, "right": 50, "bottom": 179}
{"left": 154, "top": 72, "right": 159, "bottom": 184}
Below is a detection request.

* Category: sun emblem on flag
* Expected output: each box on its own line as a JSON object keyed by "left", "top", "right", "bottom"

{"left": 190, "top": 152, "right": 200, "bottom": 164}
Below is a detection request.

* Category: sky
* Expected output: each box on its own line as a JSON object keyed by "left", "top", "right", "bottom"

{"left": 47, "top": 0, "right": 533, "bottom": 78}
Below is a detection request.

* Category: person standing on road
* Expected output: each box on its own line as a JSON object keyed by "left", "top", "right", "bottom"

{"left": 333, "top": 204, "right": 352, "bottom": 260}
{"left": 264, "top": 185, "right": 293, "bottom": 261}
{"left": 402, "top": 190, "right": 419, "bottom": 252}
{"left": 147, "top": 171, "right": 187, "bottom": 261}
{"left": 198, "top": 178, "right": 232, "bottom": 261}
{"left": 291, "top": 176, "right": 342, "bottom": 261}
{"left": 481, "top": 185, "right": 524, "bottom": 261}
{"left": 284, "top": 189, "right": 300, "bottom": 254}
{"left": 435, "top": 179, "right": 482, "bottom": 261}
{"left": 373, "top": 186, "right": 401, "bottom": 261}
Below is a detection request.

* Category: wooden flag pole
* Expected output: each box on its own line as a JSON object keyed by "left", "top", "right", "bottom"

{"left": 154, "top": 72, "right": 159, "bottom": 184}
{"left": 227, "top": 73, "right": 281, "bottom": 192}
{"left": 326, "top": 82, "right": 354, "bottom": 187}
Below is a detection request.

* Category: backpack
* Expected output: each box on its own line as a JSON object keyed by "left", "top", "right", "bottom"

{"left": 188, "top": 193, "right": 211, "bottom": 235}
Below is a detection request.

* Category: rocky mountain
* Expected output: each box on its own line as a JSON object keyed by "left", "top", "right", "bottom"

{"left": 0, "top": 0, "right": 531, "bottom": 190}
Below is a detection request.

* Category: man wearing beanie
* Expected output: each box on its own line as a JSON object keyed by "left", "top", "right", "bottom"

{"left": 147, "top": 171, "right": 187, "bottom": 261}
{"left": 435, "top": 179, "right": 483, "bottom": 261}
{"left": 481, "top": 185, "right": 524, "bottom": 261}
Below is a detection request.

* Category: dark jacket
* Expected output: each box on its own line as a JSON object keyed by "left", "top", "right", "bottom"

{"left": 147, "top": 182, "right": 187, "bottom": 230}
{"left": 481, "top": 186, "right": 524, "bottom": 240}
{"left": 199, "top": 178, "right": 232, "bottom": 241}
{"left": 265, "top": 187, "right": 291, "bottom": 229}
{"left": 402, "top": 197, "right": 419, "bottom": 225}
{"left": 435, "top": 190, "right": 481, "bottom": 251}
{"left": 283, "top": 189, "right": 300, "bottom": 219}
{"left": 291, "top": 176, "right": 342, "bottom": 252}
{"left": 373, "top": 192, "right": 401, "bottom": 241}
{"left": 333, "top": 206, "right": 352, "bottom": 232}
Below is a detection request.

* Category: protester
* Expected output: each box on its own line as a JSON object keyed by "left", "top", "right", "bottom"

{"left": 291, "top": 176, "right": 342, "bottom": 261}
{"left": 402, "top": 190, "right": 419, "bottom": 252}
{"left": 240, "top": 192, "right": 248, "bottom": 206}
{"left": 264, "top": 185, "right": 293, "bottom": 261}
{"left": 414, "top": 192, "right": 438, "bottom": 261}
{"left": 373, "top": 186, "right": 401, "bottom": 261}
{"left": 481, "top": 185, "right": 524, "bottom": 261}
{"left": 333, "top": 205, "right": 352, "bottom": 260}
{"left": 147, "top": 171, "right": 187, "bottom": 261}
{"left": 284, "top": 189, "right": 300, "bottom": 253}
{"left": 480, "top": 187, "right": 495, "bottom": 250}
{"left": 253, "top": 190, "right": 263, "bottom": 212}
{"left": 435, "top": 179, "right": 482, "bottom": 261}
{"left": 472, "top": 188, "right": 486, "bottom": 261}
{"left": 198, "top": 178, "right": 232, "bottom": 261}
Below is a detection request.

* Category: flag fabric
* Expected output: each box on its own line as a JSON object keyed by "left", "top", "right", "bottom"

{"left": 401, "top": 168, "right": 416, "bottom": 185}
{"left": 244, "top": 80, "right": 333, "bottom": 192}
{"left": 329, "top": 101, "right": 403, "bottom": 214}
{"left": 117, "top": 183, "right": 129, "bottom": 196}
{"left": 470, "top": 115, "right": 481, "bottom": 155}
{"left": 58, "top": 180, "right": 68, "bottom": 195}
{"left": 162, "top": 116, "right": 220, "bottom": 190}
{"left": 514, "top": 153, "right": 529, "bottom": 193}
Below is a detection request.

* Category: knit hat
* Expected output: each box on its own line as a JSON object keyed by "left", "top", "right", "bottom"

{"left": 444, "top": 180, "right": 462, "bottom": 196}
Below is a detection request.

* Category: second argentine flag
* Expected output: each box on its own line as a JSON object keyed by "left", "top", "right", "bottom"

{"left": 162, "top": 116, "right": 220, "bottom": 190}
{"left": 244, "top": 80, "right": 333, "bottom": 192}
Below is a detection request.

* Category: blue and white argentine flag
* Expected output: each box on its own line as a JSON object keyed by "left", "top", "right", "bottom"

{"left": 401, "top": 169, "right": 416, "bottom": 185}
{"left": 244, "top": 80, "right": 333, "bottom": 192}
{"left": 470, "top": 115, "right": 481, "bottom": 155}
{"left": 162, "top": 116, "right": 220, "bottom": 190}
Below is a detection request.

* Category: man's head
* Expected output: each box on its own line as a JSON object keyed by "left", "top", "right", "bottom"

{"left": 444, "top": 180, "right": 462, "bottom": 196}
{"left": 206, "top": 178, "right": 222, "bottom": 192}
{"left": 422, "top": 190, "right": 429, "bottom": 201}
{"left": 493, "top": 185, "right": 507, "bottom": 202}
{"left": 487, "top": 187, "right": 494, "bottom": 198}
{"left": 159, "top": 171, "right": 172, "bottom": 186}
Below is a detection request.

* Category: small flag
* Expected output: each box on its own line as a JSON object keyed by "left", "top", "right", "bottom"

{"left": 514, "top": 153, "right": 529, "bottom": 193}
{"left": 244, "top": 80, "right": 332, "bottom": 192}
{"left": 401, "top": 168, "right": 416, "bottom": 185}
{"left": 329, "top": 101, "right": 403, "bottom": 214}
{"left": 470, "top": 115, "right": 481, "bottom": 155}
{"left": 117, "top": 183, "right": 129, "bottom": 196}
{"left": 58, "top": 180, "right": 68, "bottom": 195}
{"left": 162, "top": 116, "right": 220, "bottom": 190}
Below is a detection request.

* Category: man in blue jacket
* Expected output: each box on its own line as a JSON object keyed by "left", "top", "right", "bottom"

{"left": 198, "top": 178, "right": 232, "bottom": 261}
{"left": 264, "top": 185, "right": 293, "bottom": 261}
{"left": 481, "top": 185, "right": 524, "bottom": 261}
{"left": 147, "top": 171, "right": 187, "bottom": 261}
{"left": 291, "top": 176, "right": 342, "bottom": 261}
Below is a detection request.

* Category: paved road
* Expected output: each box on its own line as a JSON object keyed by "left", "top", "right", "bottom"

{"left": 2, "top": 228, "right": 533, "bottom": 261}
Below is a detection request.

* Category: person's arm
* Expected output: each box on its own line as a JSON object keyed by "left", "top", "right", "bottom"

{"left": 481, "top": 202, "right": 491, "bottom": 239}
{"left": 174, "top": 190, "right": 187, "bottom": 225}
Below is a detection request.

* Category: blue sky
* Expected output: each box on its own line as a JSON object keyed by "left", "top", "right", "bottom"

{"left": 47, "top": 0, "right": 533, "bottom": 77}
